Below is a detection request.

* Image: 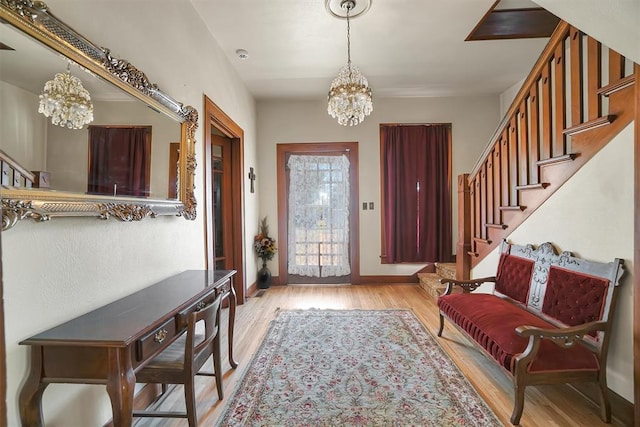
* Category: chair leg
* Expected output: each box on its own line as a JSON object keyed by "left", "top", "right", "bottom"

{"left": 213, "top": 333, "right": 224, "bottom": 400}
{"left": 598, "top": 373, "right": 612, "bottom": 422}
{"left": 437, "top": 313, "right": 445, "bottom": 337}
{"left": 510, "top": 382, "right": 525, "bottom": 425}
{"left": 184, "top": 378, "right": 197, "bottom": 427}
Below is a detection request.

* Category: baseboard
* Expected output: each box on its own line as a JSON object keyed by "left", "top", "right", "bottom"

{"left": 570, "top": 382, "right": 634, "bottom": 426}
{"left": 248, "top": 275, "right": 417, "bottom": 293}
{"left": 358, "top": 275, "right": 418, "bottom": 284}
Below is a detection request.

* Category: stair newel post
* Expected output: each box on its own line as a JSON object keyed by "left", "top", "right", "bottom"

{"left": 456, "top": 174, "right": 471, "bottom": 280}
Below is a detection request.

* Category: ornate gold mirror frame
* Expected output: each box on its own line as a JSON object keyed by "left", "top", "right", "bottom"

{"left": 0, "top": 0, "right": 198, "bottom": 230}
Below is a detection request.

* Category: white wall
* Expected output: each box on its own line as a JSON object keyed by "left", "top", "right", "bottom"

{"left": 472, "top": 124, "right": 635, "bottom": 403}
{"left": 0, "top": 82, "right": 47, "bottom": 172}
{"left": 499, "top": 78, "right": 525, "bottom": 119}
{"left": 1, "top": 1, "right": 257, "bottom": 426}
{"left": 533, "top": 0, "right": 640, "bottom": 64}
{"left": 257, "top": 95, "right": 500, "bottom": 277}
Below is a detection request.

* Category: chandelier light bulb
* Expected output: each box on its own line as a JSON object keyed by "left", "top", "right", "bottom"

{"left": 38, "top": 63, "right": 94, "bottom": 130}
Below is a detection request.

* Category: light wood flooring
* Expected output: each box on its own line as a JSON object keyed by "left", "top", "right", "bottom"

{"left": 133, "top": 284, "right": 625, "bottom": 427}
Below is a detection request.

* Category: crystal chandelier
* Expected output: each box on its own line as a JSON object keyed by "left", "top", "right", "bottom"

{"left": 38, "top": 63, "right": 94, "bottom": 129}
{"left": 327, "top": 0, "right": 373, "bottom": 126}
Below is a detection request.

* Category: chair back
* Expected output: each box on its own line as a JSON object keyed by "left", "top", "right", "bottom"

{"left": 185, "top": 294, "right": 222, "bottom": 373}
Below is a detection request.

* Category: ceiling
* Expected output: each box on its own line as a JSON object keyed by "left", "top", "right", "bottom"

{"left": 191, "top": 0, "right": 554, "bottom": 101}
{"left": 0, "top": 20, "right": 126, "bottom": 102}
{"left": 1, "top": 0, "right": 556, "bottom": 104}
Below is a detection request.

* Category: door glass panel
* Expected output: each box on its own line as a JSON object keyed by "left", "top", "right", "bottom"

{"left": 213, "top": 144, "right": 223, "bottom": 171}
{"left": 287, "top": 154, "right": 350, "bottom": 278}
{"left": 213, "top": 171, "right": 224, "bottom": 258}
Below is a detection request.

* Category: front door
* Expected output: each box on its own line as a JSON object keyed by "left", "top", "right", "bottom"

{"left": 276, "top": 142, "right": 360, "bottom": 285}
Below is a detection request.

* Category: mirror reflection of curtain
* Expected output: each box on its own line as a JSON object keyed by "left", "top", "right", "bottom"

{"left": 287, "top": 154, "right": 350, "bottom": 277}
{"left": 87, "top": 126, "right": 151, "bottom": 197}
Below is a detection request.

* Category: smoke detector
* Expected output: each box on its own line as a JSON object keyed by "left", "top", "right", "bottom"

{"left": 235, "top": 49, "right": 249, "bottom": 60}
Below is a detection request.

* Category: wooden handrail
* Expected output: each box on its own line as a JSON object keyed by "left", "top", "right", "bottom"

{"left": 0, "top": 149, "right": 35, "bottom": 187}
{"left": 469, "top": 22, "right": 570, "bottom": 178}
{"left": 0, "top": 149, "right": 34, "bottom": 182}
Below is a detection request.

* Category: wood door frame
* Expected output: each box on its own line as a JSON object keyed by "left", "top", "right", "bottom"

{"left": 276, "top": 142, "right": 360, "bottom": 285}
{"left": 0, "top": 220, "right": 5, "bottom": 425}
{"left": 203, "top": 96, "right": 246, "bottom": 304}
{"left": 634, "top": 62, "right": 639, "bottom": 426}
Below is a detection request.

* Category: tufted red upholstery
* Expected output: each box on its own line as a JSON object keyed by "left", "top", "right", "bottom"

{"left": 495, "top": 254, "right": 534, "bottom": 304}
{"left": 438, "top": 293, "right": 600, "bottom": 373}
{"left": 542, "top": 267, "right": 608, "bottom": 335}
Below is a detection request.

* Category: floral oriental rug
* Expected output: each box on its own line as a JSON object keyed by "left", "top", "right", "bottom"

{"left": 216, "top": 309, "right": 501, "bottom": 426}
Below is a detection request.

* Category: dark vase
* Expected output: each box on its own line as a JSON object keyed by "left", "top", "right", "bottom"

{"left": 257, "top": 262, "right": 271, "bottom": 289}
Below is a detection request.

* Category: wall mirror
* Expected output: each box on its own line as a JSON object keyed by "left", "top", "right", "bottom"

{"left": 0, "top": 0, "right": 198, "bottom": 230}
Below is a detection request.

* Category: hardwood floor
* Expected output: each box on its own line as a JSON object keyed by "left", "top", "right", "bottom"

{"left": 133, "top": 284, "right": 624, "bottom": 427}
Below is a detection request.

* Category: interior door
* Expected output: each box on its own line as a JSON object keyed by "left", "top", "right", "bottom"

{"left": 203, "top": 96, "right": 245, "bottom": 303}
{"left": 210, "top": 132, "right": 233, "bottom": 271}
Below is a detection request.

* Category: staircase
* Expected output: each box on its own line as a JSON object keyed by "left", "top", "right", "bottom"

{"left": 418, "top": 262, "right": 456, "bottom": 300}
{"left": 457, "top": 21, "right": 637, "bottom": 277}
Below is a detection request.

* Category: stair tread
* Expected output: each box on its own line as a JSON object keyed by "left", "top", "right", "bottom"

{"left": 417, "top": 272, "right": 440, "bottom": 279}
{"left": 435, "top": 263, "right": 456, "bottom": 280}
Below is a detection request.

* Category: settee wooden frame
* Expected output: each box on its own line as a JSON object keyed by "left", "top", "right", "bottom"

{"left": 437, "top": 240, "right": 624, "bottom": 425}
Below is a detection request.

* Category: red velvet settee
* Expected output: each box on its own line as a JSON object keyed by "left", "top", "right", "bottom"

{"left": 437, "top": 240, "right": 624, "bottom": 425}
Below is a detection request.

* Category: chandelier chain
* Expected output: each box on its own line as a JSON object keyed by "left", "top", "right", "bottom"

{"left": 346, "top": 3, "right": 351, "bottom": 71}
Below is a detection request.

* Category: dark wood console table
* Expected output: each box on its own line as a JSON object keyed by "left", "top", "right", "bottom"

{"left": 19, "top": 269, "right": 237, "bottom": 427}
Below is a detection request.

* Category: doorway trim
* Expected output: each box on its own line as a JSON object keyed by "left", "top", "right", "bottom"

{"left": 203, "top": 95, "right": 246, "bottom": 303}
{"left": 276, "top": 142, "right": 360, "bottom": 285}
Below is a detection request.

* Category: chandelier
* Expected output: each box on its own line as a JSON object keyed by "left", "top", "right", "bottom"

{"left": 327, "top": 0, "right": 373, "bottom": 126}
{"left": 38, "top": 62, "right": 94, "bottom": 129}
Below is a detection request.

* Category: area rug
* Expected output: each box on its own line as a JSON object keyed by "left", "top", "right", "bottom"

{"left": 216, "top": 309, "right": 501, "bottom": 426}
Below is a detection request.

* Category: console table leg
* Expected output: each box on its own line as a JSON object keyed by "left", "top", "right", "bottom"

{"left": 19, "top": 346, "right": 47, "bottom": 427}
{"left": 227, "top": 286, "right": 238, "bottom": 369}
{"left": 106, "top": 347, "right": 135, "bottom": 427}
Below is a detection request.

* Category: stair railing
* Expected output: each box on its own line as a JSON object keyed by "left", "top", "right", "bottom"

{"left": 458, "top": 20, "right": 637, "bottom": 275}
{"left": 0, "top": 149, "right": 35, "bottom": 188}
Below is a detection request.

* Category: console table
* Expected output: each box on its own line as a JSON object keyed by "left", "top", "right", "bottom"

{"left": 19, "top": 269, "right": 237, "bottom": 427}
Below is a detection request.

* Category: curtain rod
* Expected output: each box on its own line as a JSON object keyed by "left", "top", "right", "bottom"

{"left": 87, "top": 125, "right": 151, "bottom": 129}
{"left": 379, "top": 123, "right": 451, "bottom": 128}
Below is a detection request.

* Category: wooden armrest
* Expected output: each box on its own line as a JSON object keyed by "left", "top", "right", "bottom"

{"left": 439, "top": 276, "right": 496, "bottom": 295}
{"left": 516, "top": 320, "right": 605, "bottom": 343}
{"left": 514, "top": 321, "right": 605, "bottom": 366}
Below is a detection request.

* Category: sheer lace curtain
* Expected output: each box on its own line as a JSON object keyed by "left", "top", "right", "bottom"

{"left": 287, "top": 154, "right": 350, "bottom": 277}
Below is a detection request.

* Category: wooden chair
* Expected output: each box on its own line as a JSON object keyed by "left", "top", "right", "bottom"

{"left": 133, "top": 294, "right": 224, "bottom": 425}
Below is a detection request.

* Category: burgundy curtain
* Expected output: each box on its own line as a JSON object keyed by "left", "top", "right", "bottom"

{"left": 381, "top": 124, "right": 451, "bottom": 263}
{"left": 88, "top": 127, "right": 151, "bottom": 197}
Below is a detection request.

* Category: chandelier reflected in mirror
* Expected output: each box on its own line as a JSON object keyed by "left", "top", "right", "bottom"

{"left": 38, "top": 62, "right": 94, "bottom": 129}
{"left": 326, "top": 0, "right": 373, "bottom": 126}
